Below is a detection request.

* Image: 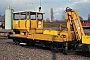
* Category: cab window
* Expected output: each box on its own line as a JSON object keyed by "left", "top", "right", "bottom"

{"left": 20, "top": 12, "right": 26, "bottom": 20}
{"left": 13, "top": 13, "right": 19, "bottom": 20}
{"left": 37, "top": 13, "right": 43, "bottom": 20}
{"left": 30, "top": 12, "right": 36, "bottom": 20}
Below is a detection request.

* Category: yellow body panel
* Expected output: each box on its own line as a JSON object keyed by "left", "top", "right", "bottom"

{"left": 36, "top": 29, "right": 43, "bottom": 33}
{"left": 82, "top": 36, "right": 90, "bottom": 44}
{"left": 43, "top": 30, "right": 59, "bottom": 35}
{"left": 11, "top": 29, "right": 73, "bottom": 42}
{"left": 11, "top": 34, "right": 67, "bottom": 42}
{"left": 13, "top": 20, "right": 30, "bottom": 29}
{"left": 31, "top": 20, "right": 37, "bottom": 28}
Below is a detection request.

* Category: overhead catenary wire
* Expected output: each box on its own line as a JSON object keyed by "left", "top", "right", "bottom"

{"left": 0, "top": 0, "right": 77, "bottom": 6}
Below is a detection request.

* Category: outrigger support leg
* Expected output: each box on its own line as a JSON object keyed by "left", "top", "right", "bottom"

{"left": 63, "top": 42, "right": 68, "bottom": 54}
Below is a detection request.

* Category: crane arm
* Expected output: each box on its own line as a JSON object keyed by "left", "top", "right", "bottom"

{"left": 65, "top": 7, "right": 85, "bottom": 40}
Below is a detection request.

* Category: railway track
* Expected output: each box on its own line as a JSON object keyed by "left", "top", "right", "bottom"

{"left": 0, "top": 29, "right": 13, "bottom": 39}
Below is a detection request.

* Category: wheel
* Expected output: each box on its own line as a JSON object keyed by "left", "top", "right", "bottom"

{"left": 13, "top": 38, "right": 20, "bottom": 45}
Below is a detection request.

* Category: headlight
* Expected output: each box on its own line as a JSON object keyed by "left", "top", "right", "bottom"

{"left": 38, "top": 21, "right": 42, "bottom": 28}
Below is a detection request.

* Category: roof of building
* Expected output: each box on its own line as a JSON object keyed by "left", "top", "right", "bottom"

{"left": 13, "top": 10, "right": 45, "bottom": 14}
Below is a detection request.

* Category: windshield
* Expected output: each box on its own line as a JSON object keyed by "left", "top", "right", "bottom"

{"left": 13, "top": 12, "right": 43, "bottom": 20}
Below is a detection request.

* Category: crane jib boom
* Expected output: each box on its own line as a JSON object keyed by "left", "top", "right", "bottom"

{"left": 65, "top": 7, "right": 85, "bottom": 40}
{"left": 65, "top": 7, "right": 90, "bottom": 44}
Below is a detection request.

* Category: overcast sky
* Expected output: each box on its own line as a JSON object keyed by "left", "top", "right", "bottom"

{"left": 0, "top": 0, "right": 90, "bottom": 20}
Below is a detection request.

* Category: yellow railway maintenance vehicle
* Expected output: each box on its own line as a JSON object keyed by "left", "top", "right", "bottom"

{"left": 9, "top": 7, "right": 90, "bottom": 53}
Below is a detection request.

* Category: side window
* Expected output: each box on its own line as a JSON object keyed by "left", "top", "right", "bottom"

{"left": 14, "top": 13, "right": 19, "bottom": 20}
{"left": 21, "top": 12, "right": 26, "bottom": 20}
{"left": 30, "top": 12, "right": 36, "bottom": 20}
{"left": 38, "top": 13, "right": 43, "bottom": 20}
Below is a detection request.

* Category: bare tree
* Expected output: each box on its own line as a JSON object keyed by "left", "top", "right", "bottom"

{"left": 51, "top": 8, "right": 54, "bottom": 22}
{"left": 79, "top": 16, "right": 83, "bottom": 21}
{"left": 61, "top": 11, "right": 66, "bottom": 21}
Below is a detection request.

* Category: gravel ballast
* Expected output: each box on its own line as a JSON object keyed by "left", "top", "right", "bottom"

{"left": 0, "top": 39, "right": 90, "bottom": 60}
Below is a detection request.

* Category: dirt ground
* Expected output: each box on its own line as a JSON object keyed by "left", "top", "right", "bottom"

{"left": 0, "top": 39, "right": 90, "bottom": 60}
